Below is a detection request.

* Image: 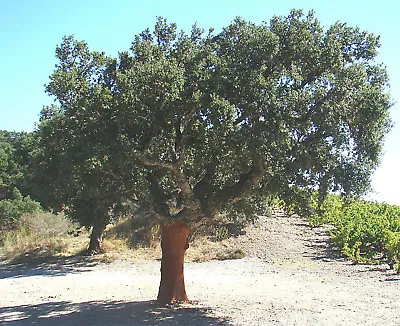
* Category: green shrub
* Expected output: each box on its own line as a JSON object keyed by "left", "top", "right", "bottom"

{"left": 384, "top": 231, "right": 400, "bottom": 272}
{"left": 310, "top": 195, "right": 400, "bottom": 270}
{"left": 0, "top": 188, "right": 42, "bottom": 232}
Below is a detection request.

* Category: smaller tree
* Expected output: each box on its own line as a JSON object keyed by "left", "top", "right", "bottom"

{"left": 35, "top": 36, "right": 125, "bottom": 252}
{"left": 36, "top": 101, "right": 136, "bottom": 254}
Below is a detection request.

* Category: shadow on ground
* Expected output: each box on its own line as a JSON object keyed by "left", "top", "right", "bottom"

{"left": 0, "top": 300, "right": 230, "bottom": 325}
{"left": 301, "top": 224, "right": 397, "bottom": 277}
{"left": 0, "top": 256, "right": 98, "bottom": 279}
{"left": 296, "top": 222, "right": 343, "bottom": 263}
{"left": 304, "top": 235, "right": 342, "bottom": 262}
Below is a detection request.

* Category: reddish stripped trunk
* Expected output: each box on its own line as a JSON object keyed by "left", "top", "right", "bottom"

{"left": 157, "top": 220, "right": 190, "bottom": 304}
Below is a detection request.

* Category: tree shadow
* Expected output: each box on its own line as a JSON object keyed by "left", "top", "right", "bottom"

{"left": 0, "top": 256, "right": 98, "bottom": 279}
{"left": 301, "top": 226, "right": 343, "bottom": 262}
{"left": 304, "top": 237, "right": 343, "bottom": 262}
{"left": 301, "top": 225, "right": 398, "bottom": 276}
{"left": 105, "top": 216, "right": 161, "bottom": 249}
{"left": 0, "top": 300, "right": 231, "bottom": 325}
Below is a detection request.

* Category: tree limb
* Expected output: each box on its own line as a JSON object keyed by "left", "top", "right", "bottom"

{"left": 132, "top": 152, "right": 177, "bottom": 171}
{"left": 99, "top": 169, "right": 123, "bottom": 180}
{"left": 219, "top": 160, "right": 266, "bottom": 206}
{"left": 146, "top": 173, "right": 172, "bottom": 219}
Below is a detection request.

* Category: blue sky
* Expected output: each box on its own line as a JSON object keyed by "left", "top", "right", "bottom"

{"left": 0, "top": 0, "right": 399, "bottom": 205}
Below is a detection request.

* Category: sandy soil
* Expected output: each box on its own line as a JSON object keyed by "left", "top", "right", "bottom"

{"left": 1, "top": 213, "right": 399, "bottom": 325}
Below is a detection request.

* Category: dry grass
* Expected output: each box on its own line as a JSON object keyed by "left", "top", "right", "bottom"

{"left": 0, "top": 212, "right": 249, "bottom": 264}
{"left": 186, "top": 237, "right": 245, "bottom": 262}
{"left": 0, "top": 212, "right": 87, "bottom": 263}
{"left": 105, "top": 216, "right": 161, "bottom": 249}
{"left": 101, "top": 216, "right": 248, "bottom": 263}
{"left": 98, "top": 216, "right": 162, "bottom": 262}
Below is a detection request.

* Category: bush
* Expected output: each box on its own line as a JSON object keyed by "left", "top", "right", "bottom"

{"left": 0, "top": 212, "right": 78, "bottom": 262}
{"left": 310, "top": 195, "right": 400, "bottom": 270}
{"left": 0, "top": 188, "right": 42, "bottom": 232}
{"left": 215, "top": 248, "right": 245, "bottom": 261}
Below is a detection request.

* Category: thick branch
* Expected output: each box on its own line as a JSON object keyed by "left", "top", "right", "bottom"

{"left": 135, "top": 150, "right": 205, "bottom": 222}
{"left": 173, "top": 109, "right": 196, "bottom": 166}
{"left": 173, "top": 169, "right": 202, "bottom": 214}
{"left": 192, "top": 163, "right": 219, "bottom": 216}
{"left": 173, "top": 206, "right": 205, "bottom": 229}
{"left": 219, "top": 160, "right": 266, "bottom": 205}
{"left": 193, "top": 163, "right": 217, "bottom": 193}
{"left": 133, "top": 152, "right": 176, "bottom": 171}
{"left": 173, "top": 117, "right": 183, "bottom": 161}
{"left": 146, "top": 173, "right": 172, "bottom": 219}
{"left": 99, "top": 169, "right": 123, "bottom": 180}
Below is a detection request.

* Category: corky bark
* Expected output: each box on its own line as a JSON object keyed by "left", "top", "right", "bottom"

{"left": 157, "top": 220, "right": 190, "bottom": 304}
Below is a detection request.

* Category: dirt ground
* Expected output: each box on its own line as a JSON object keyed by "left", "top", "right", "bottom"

{"left": 1, "top": 213, "right": 399, "bottom": 325}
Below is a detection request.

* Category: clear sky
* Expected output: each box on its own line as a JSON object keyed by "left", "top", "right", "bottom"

{"left": 1, "top": 0, "right": 399, "bottom": 205}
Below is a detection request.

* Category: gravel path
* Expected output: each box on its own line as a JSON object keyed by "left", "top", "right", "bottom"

{"left": 1, "top": 214, "right": 399, "bottom": 325}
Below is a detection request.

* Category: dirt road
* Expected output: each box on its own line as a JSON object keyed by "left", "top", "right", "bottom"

{"left": 1, "top": 214, "right": 399, "bottom": 325}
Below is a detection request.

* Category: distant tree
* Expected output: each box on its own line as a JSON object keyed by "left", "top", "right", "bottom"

{"left": 36, "top": 99, "right": 134, "bottom": 254}
{"left": 35, "top": 37, "right": 145, "bottom": 254}
{"left": 0, "top": 133, "right": 15, "bottom": 200}
{"left": 40, "top": 10, "right": 392, "bottom": 303}
{"left": 0, "top": 131, "right": 41, "bottom": 231}
{"left": 0, "top": 187, "right": 41, "bottom": 233}
{"left": 0, "top": 131, "right": 36, "bottom": 199}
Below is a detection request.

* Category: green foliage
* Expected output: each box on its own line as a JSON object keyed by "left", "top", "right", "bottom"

{"left": 384, "top": 232, "right": 400, "bottom": 272}
{"left": 310, "top": 195, "right": 400, "bottom": 271}
{"left": 0, "top": 188, "right": 42, "bottom": 232}
{"left": 0, "top": 130, "right": 42, "bottom": 233}
{"left": 40, "top": 10, "right": 392, "bottom": 232}
{"left": 0, "top": 131, "right": 37, "bottom": 199}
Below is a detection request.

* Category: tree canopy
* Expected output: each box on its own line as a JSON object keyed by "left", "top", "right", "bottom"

{"left": 40, "top": 10, "right": 392, "bottom": 231}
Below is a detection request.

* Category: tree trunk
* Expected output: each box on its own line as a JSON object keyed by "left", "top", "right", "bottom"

{"left": 157, "top": 220, "right": 190, "bottom": 304}
{"left": 87, "top": 222, "right": 106, "bottom": 255}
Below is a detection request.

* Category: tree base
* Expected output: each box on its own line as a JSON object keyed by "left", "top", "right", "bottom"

{"left": 157, "top": 220, "right": 190, "bottom": 304}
